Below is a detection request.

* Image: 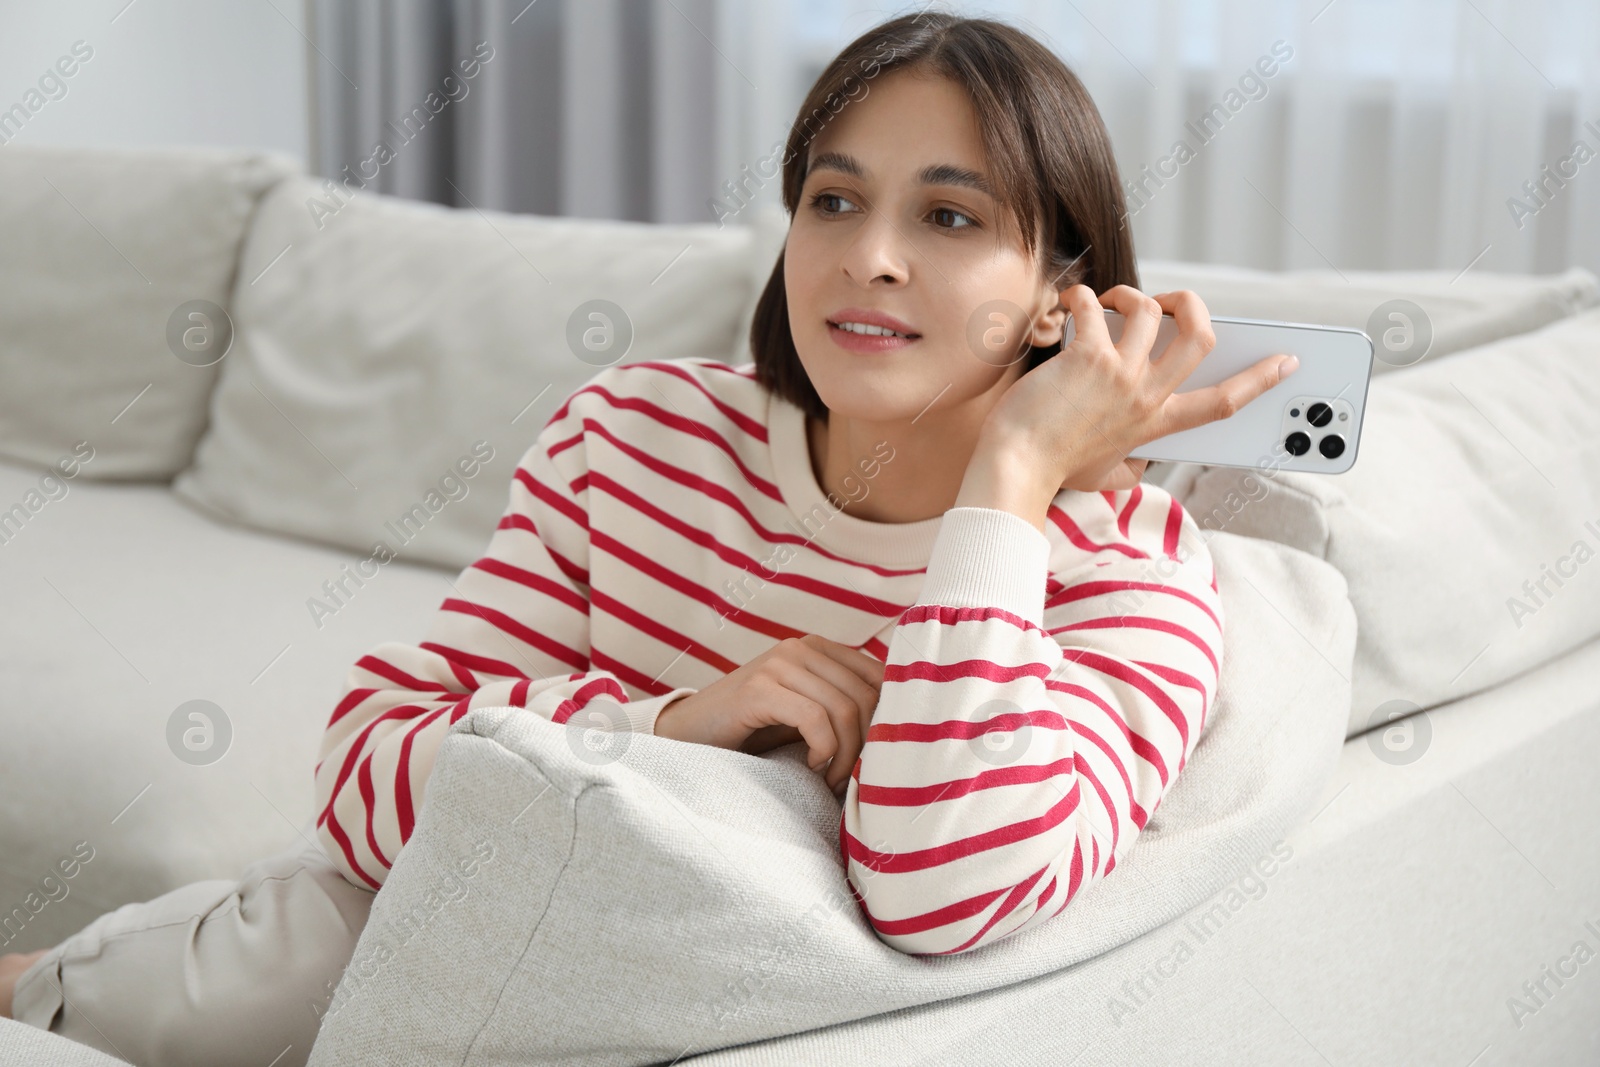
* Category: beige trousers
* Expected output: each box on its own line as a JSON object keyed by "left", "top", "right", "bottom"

{"left": 10, "top": 822, "right": 374, "bottom": 1067}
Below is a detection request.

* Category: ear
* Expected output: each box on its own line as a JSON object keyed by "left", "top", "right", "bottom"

{"left": 1027, "top": 278, "right": 1068, "bottom": 347}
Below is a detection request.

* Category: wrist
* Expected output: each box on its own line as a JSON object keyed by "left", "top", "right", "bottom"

{"left": 953, "top": 438, "right": 1058, "bottom": 534}
{"left": 650, "top": 694, "right": 691, "bottom": 740}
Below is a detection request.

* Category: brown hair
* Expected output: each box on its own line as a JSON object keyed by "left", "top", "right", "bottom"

{"left": 749, "top": 11, "right": 1139, "bottom": 421}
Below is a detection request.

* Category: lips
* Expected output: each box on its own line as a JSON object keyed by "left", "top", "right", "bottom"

{"left": 827, "top": 307, "right": 921, "bottom": 338}
{"left": 826, "top": 322, "right": 919, "bottom": 354}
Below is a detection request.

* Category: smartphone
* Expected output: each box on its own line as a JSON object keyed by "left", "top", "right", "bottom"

{"left": 1060, "top": 308, "right": 1374, "bottom": 474}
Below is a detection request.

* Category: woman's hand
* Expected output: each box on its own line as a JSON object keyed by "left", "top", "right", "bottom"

{"left": 652, "top": 634, "right": 883, "bottom": 797}
{"left": 975, "top": 285, "right": 1297, "bottom": 499}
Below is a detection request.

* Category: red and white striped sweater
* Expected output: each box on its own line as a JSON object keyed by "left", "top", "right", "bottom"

{"left": 312, "top": 356, "right": 1225, "bottom": 956}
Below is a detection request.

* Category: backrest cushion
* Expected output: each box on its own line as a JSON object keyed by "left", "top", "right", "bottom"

{"left": 0, "top": 145, "right": 297, "bottom": 479}
{"left": 172, "top": 176, "right": 759, "bottom": 571}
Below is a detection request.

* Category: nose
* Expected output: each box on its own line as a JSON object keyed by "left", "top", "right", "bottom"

{"left": 838, "top": 200, "right": 911, "bottom": 288}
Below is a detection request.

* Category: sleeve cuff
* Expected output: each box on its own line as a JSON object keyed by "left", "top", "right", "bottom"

{"left": 632, "top": 687, "right": 700, "bottom": 735}
{"left": 916, "top": 506, "right": 1052, "bottom": 626}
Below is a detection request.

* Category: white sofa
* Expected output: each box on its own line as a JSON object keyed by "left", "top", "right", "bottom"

{"left": 2, "top": 144, "right": 1598, "bottom": 1065}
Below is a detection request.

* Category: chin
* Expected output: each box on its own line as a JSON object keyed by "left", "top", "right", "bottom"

{"left": 803, "top": 356, "right": 923, "bottom": 422}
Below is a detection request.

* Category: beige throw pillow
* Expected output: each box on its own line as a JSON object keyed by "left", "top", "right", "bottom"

{"left": 173, "top": 177, "right": 759, "bottom": 571}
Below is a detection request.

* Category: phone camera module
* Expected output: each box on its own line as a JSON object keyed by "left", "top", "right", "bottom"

{"left": 1279, "top": 396, "right": 1356, "bottom": 470}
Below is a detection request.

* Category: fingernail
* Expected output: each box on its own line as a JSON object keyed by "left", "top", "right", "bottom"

{"left": 1279, "top": 355, "right": 1299, "bottom": 378}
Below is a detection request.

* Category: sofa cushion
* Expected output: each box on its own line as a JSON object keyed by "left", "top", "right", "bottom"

{"left": 1156, "top": 307, "right": 1600, "bottom": 738}
{"left": 0, "top": 457, "right": 449, "bottom": 954}
{"left": 0, "top": 1018, "right": 132, "bottom": 1066}
{"left": 305, "top": 530, "right": 1354, "bottom": 1065}
{"left": 1139, "top": 259, "right": 1597, "bottom": 374}
{"left": 0, "top": 145, "right": 297, "bottom": 480}
{"left": 171, "top": 176, "right": 760, "bottom": 572}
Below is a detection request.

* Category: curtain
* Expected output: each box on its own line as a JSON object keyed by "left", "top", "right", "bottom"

{"left": 1062, "top": 0, "right": 1600, "bottom": 275}
{"left": 308, "top": 0, "right": 1600, "bottom": 274}
{"left": 306, "top": 0, "right": 734, "bottom": 222}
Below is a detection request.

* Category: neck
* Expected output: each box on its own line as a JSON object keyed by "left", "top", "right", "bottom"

{"left": 806, "top": 375, "right": 1016, "bottom": 523}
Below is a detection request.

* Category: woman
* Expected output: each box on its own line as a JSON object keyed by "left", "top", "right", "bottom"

{"left": 2, "top": 10, "right": 1292, "bottom": 1065}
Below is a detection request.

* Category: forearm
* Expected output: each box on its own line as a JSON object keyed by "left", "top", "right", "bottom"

{"left": 839, "top": 506, "right": 1060, "bottom": 954}
{"left": 841, "top": 490, "right": 1222, "bottom": 955}
{"left": 951, "top": 437, "right": 1059, "bottom": 535}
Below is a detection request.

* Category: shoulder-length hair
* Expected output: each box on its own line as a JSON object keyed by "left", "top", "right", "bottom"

{"left": 749, "top": 11, "right": 1139, "bottom": 421}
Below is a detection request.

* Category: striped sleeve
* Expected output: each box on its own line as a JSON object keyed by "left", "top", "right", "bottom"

{"left": 311, "top": 383, "right": 696, "bottom": 891}
{"left": 839, "top": 485, "right": 1224, "bottom": 955}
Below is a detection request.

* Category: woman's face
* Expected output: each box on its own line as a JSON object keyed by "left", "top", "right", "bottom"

{"left": 784, "top": 68, "right": 1066, "bottom": 425}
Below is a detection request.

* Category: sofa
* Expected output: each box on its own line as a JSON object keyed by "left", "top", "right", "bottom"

{"left": 2, "top": 143, "right": 1598, "bottom": 1066}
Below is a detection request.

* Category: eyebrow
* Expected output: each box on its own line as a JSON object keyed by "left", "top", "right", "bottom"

{"left": 805, "top": 150, "right": 998, "bottom": 199}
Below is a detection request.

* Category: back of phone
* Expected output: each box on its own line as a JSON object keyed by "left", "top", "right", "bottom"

{"left": 1061, "top": 309, "right": 1375, "bottom": 473}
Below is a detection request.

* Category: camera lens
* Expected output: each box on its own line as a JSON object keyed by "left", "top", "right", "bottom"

{"left": 1319, "top": 434, "right": 1345, "bottom": 459}
{"left": 1285, "top": 431, "right": 1310, "bottom": 456}
{"left": 1306, "top": 402, "right": 1333, "bottom": 427}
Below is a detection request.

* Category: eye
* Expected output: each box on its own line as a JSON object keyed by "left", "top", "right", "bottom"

{"left": 929, "top": 206, "right": 978, "bottom": 232}
{"left": 808, "top": 191, "right": 859, "bottom": 217}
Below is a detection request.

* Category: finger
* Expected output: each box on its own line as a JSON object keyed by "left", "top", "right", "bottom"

{"left": 1060, "top": 284, "right": 1112, "bottom": 353}
{"left": 806, "top": 649, "right": 879, "bottom": 779}
{"left": 796, "top": 636, "right": 883, "bottom": 789}
{"left": 805, "top": 634, "right": 885, "bottom": 692}
{"left": 771, "top": 660, "right": 864, "bottom": 787}
{"left": 1098, "top": 285, "right": 1163, "bottom": 363}
{"left": 1148, "top": 290, "right": 1216, "bottom": 394}
{"left": 764, "top": 684, "right": 844, "bottom": 775}
{"left": 1159, "top": 353, "right": 1295, "bottom": 437}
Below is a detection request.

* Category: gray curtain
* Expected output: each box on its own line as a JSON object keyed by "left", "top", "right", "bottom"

{"left": 305, "top": 0, "right": 1600, "bottom": 273}
{"left": 307, "top": 0, "right": 723, "bottom": 223}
